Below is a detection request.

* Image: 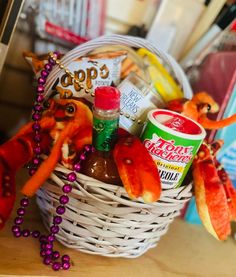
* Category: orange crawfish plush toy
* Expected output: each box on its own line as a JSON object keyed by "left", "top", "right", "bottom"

{"left": 0, "top": 97, "right": 93, "bottom": 229}
{"left": 167, "top": 91, "right": 236, "bottom": 240}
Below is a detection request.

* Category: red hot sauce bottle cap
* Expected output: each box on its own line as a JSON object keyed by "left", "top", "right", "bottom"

{"left": 94, "top": 86, "right": 120, "bottom": 110}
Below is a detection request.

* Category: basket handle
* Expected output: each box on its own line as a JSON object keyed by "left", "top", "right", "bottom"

{"left": 45, "top": 34, "right": 192, "bottom": 99}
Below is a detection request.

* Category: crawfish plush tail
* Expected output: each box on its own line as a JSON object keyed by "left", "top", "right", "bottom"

{"left": 21, "top": 122, "right": 89, "bottom": 197}
{"left": 0, "top": 133, "right": 50, "bottom": 229}
{"left": 193, "top": 144, "right": 231, "bottom": 240}
{"left": 198, "top": 113, "right": 236, "bottom": 130}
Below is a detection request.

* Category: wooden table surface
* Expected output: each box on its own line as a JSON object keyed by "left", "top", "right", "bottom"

{"left": 1, "top": 169, "right": 236, "bottom": 277}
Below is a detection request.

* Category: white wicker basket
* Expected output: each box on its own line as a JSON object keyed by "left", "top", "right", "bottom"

{"left": 37, "top": 34, "right": 193, "bottom": 258}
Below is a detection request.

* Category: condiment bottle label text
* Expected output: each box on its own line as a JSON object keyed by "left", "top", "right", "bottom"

{"left": 119, "top": 80, "right": 156, "bottom": 135}
{"left": 93, "top": 117, "right": 119, "bottom": 151}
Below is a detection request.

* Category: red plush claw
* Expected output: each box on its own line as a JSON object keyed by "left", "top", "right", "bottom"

{"left": 0, "top": 163, "right": 16, "bottom": 229}
{"left": 165, "top": 98, "right": 188, "bottom": 114}
{"left": 113, "top": 137, "right": 142, "bottom": 199}
{"left": 0, "top": 133, "right": 51, "bottom": 229}
{"left": 193, "top": 142, "right": 231, "bottom": 240}
{"left": 113, "top": 135, "right": 161, "bottom": 203}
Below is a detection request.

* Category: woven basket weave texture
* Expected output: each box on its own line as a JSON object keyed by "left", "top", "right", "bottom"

{"left": 37, "top": 166, "right": 192, "bottom": 257}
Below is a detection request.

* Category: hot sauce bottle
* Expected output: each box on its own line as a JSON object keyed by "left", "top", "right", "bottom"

{"left": 80, "top": 86, "right": 121, "bottom": 184}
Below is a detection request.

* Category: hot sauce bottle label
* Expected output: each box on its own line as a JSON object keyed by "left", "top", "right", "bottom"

{"left": 93, "top": 117, "right": 119, "bottom": 151}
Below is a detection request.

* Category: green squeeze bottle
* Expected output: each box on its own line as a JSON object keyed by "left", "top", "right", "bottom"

{"left": 80, "top": 86, "right": 121, "bottom": 185}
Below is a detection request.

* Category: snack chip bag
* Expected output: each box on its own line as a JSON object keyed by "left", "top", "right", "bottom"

{"left": 23, "top": 51, "right": 127, "bottom": 102}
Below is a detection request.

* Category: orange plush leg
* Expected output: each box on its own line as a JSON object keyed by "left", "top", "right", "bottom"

{"left": 21, "top": 122, "right": 89, "bottom": 197}
{"left": 14, "top": 117, "right": 56, "bottom": 139}
{"left": 198, "top": 114, "right": 236, "bottom": 130}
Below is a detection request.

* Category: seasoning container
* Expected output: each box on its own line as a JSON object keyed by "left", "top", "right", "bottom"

{"left": 141, "top": 109, "right": 206, "bottom": 189}
{"left": 118, "top": 72, "right": 165, "bottom": 136}
{"left": 80, "top": 86, "right": 121, "bottom": 184}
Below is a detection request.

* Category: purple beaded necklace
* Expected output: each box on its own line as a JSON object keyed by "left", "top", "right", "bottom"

{"left": 11, "top": 52, "right": 93, "bottom": 271}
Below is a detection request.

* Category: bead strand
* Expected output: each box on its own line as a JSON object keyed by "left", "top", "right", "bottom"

{"left": 39, "top": 144, "right": 94, "bottom": 271}
{"left": 12, "top": 52, "right": 57, "bottom": 240}
{"left": 12, "top": 50, "right": 57, "bottom": 238}
{"left": 11, "top": 51, "right": 96, "bottom": 271}
{"left": 11, "top": 51, "right": 74, "bottom": 271}
{"left": 30, "top": 52, "right": 59, "bottom": 175}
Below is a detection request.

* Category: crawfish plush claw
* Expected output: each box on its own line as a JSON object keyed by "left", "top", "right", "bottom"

{"left": 113, "top": 133, "right": 161, "bottom": 203}
{"left": 0, "top": 133, "right": 51, "bottom": 229}
{"left": 193, "top": 140, "right": 236, "bottom": 240}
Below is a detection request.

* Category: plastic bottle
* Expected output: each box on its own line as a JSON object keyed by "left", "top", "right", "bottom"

{"left": 80, "top": 86, "right": 121, "bottom": 184}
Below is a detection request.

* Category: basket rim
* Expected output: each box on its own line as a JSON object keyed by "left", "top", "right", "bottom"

{"left": 44, "top": 34, "right": 193, "bottom": 100}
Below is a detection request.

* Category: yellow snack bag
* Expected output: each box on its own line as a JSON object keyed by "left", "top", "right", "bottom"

{"left": 137, "top": 48, "right": 183, "bottom": 101}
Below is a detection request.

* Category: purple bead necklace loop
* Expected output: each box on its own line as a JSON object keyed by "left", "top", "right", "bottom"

{"left": 11, "top": 51, "right": 94, "bottom": 271}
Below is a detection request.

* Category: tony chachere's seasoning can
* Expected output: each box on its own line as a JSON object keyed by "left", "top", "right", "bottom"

{"left": 141, "top": 109, "right": 206, "bottom": 189}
